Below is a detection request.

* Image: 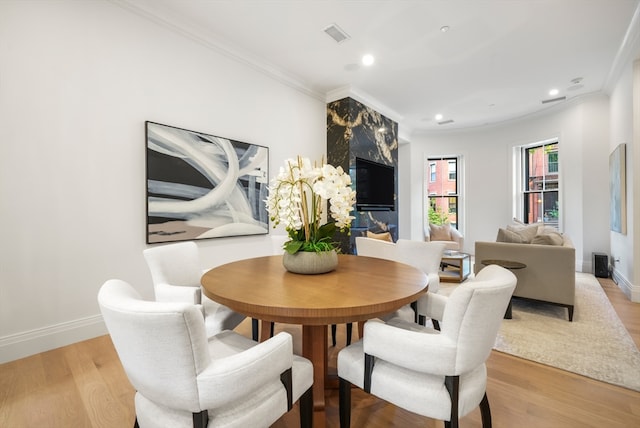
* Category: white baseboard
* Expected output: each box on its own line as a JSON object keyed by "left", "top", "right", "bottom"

{"left": 611, "top": 268, "right": 640, "bottom": 303}
{"left": 0, "top": 315, "right": 107, "bottom": 364}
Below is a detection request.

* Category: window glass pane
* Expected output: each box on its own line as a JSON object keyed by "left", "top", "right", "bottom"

{"left": 543, "top": 192, "right": 559, "bottom": 226}
{"left": 448, "top": 161, "right": 456, "bottom": 181}
{"left": 524, "top": 192, "right": 543, "bottom": 223}
{"left": 547, "top": 152, "right": 558, "bottom": 173}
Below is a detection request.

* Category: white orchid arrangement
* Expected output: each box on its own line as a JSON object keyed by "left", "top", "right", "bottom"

{"left": 266, "top": 156, "right": 356, "bottom": 254}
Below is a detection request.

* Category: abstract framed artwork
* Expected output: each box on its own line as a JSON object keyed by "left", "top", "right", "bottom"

{"left": 609, "top": 143, "right": 626, "bottom": 234}
{"left": 146, "top": 121, "right": 269, "bottom": 244}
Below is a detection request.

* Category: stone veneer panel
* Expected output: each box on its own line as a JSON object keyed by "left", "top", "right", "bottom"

{"left": 327, "top": 97, "right": 398, "bottom": 253}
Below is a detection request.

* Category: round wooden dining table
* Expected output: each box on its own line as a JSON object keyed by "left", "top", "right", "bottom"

{"left": 201, "top": 254, "right": 428, "bottom": 427}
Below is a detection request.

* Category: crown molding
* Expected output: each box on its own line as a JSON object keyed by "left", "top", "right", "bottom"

{"left": 604, "top": 2, "right": 640, "bottom": 92}
{"left": 112, "top": 1, "right": 416, "bottom": 138}
{"left": 110, "top": 0, "right": 325, "bottom": 102}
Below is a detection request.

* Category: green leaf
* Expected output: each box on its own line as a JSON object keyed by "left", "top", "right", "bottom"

{"left": 284, "top": 240, "right": 304, "bottom": 254}
{"left": 317, "top": 222, "right": 337, "bottom": 239}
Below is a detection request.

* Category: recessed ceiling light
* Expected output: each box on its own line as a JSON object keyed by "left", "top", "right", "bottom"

{"left": 362, "top": 54, "right": 375, "bottom": 66}
{"left": 435, "top": 113, "right": 443, "bottom": 121}
{"left": 440, "top": 25, "right": 450, "bottom": 33}
{"left": 549, "top": 88, "right": 559, "bottom": 96}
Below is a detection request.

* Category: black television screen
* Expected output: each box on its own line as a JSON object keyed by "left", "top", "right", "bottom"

{"left": 354, "top": 158, "right": 395, "bottom": 211}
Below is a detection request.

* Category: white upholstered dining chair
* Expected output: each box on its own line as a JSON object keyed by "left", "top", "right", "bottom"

{"left": 355, "top": 237, "right": 446, "bottom": 324}
{"left": 98, "top": 279, "right": 313, "bottom": 428}
{"left": 143, "top": 241, "right": 252, "bottom": 339}
{"left": 337, "top": 264, "right": 516, "bottom": 428}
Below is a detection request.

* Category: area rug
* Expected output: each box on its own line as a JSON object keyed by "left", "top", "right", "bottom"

{"left": 493, "top": 272, "right": 640, "bottom": 391}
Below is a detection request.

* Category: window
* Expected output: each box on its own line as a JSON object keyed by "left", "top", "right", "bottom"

{"left": 521, "top": 140, "right": 559, "bottom": 227}
{"left": 426, "top": 156, "right": 460, "bottom": 229}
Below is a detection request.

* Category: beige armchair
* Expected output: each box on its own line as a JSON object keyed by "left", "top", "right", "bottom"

{"left": 424, "top": 223, "right": 464, "bottom": 252}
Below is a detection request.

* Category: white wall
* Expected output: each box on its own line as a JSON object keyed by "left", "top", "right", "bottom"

{"left": 403, "top": 94, "right": 613, "bottom": 274}
{"left": 609, "top": 57, "right": 640, "bottom": 301}
{"left": 0, "top": 1, "right": 325, "bottom": 362}
{"left": 606, "top": 11, "right": 640, "bottom": 301}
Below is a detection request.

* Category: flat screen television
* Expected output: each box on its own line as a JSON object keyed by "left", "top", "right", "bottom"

{"left": 354, "top": 157, "right": 395, "bottom": 211}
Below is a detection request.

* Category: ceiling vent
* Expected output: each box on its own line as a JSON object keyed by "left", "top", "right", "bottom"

{"left": 541, "top": 96, "right": 566, "bottom": 104}
{"left": 323, "top": 23, "right": 350, "bottom": 43}
{"left": 438, "top": 119, "right": 455, "bottom": 125}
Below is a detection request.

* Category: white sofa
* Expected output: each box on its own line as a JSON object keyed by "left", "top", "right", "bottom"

{"left": 474, "top": 231, "right": 576, "bottom": 321}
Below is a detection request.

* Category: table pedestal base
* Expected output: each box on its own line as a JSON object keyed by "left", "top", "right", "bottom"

{"left": 303, "top": 325, "right": 328, "bottom": 427}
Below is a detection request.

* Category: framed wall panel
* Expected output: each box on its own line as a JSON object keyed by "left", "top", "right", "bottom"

{"left": 146, "top": 121, "right": 269, "bottom": 244}
{"left": 609, "top": 143, "right": 626, "bottom": 234}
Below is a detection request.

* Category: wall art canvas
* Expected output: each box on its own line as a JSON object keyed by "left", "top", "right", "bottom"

{"left": 146, "top": 121, "right": 269, "bottom": 244}
{"left": 609, "top": 143, "right": 626, "bottom": 234}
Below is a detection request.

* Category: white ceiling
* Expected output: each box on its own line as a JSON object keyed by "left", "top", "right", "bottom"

{"left": 121, "top": 0, "right": 640, "bottom": 136}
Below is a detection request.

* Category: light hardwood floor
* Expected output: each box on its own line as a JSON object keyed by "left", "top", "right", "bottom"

{"left": 1, "top": 278, "right": 638, "bottom": 428}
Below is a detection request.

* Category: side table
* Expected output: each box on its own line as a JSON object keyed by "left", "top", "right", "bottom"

{"left": 440, "top": 251, "right": 471, "bottom": 283}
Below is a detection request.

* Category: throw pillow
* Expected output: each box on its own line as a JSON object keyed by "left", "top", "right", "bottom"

{"left": 366, "top": 231, "right": 393, "bottom": 242}
{"left": 531, "top": 233, "right": 563, "bottom": 246}
{"left": 537, "top": 225, "right": 559, "bottom": 235}
{"left": 429, "top": 223, "right": 452, "bottom": 241}
{"left": 506, "top": 224, "right": 539, "bottom": 243}
{"left": 496, "top": 228, "right": 529, "bottom": 244}
{"left": 531, "top": 228, "right": 564, "bottom": 246}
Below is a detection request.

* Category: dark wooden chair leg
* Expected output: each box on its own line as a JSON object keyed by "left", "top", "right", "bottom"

{"left": 270, "top": 321, "right": 275, "bottom": 337}
{"left": 364, "top": 353, "right": 374, "bottom": 393}
{"left": 418, "top": 314, "right": 426, "bottom": 326}
{"left": 280, "top": 368, "right": 293, "bottom": 410}
{"left": 331, "top": 323, "right": 353, "bottom": 346}
{"left": 432, "top": 319, "right": 441, "bottom": 331}
{"left": 252, "top": 318, "right": 259, "bottom": 341}
{"left": 299, "top": 387, "right": 313, "bottom": 428}
{"left": 339, "top": 378, "right": 352, "bottom": 428}
{"left": 192, "top": 410, "right": 208, "bottom": 428}
{"left": 444, "top": 376, "right": 460, "bottom": 428}
{"left": 479, "top": 392, "right": 492, "bottom": 428}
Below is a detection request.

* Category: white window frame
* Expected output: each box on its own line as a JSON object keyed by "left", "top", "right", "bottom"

{"left": 513, "top": 138, "right": 562, "bottom": 231}
{"left": 424, "top": 155, "right": 463, "bottom": 233}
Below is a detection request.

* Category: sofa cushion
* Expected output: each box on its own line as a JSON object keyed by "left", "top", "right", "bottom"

{"left": 429, "top": 223, "right": 452, "bottom": 241}
{"left": 366, "top": 231, "right": 393, "bottom": 242}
